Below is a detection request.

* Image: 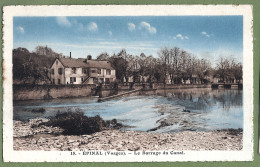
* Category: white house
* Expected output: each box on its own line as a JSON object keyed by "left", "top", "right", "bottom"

{"left": 50, "top": 55, "right": 116, "bottom": 85}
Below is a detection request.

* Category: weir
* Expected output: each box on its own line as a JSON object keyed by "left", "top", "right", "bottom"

{"left": 98, "top": 89, "right": 142, "bottom": 102}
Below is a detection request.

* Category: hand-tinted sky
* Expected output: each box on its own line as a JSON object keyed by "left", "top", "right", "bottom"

{"left": 14, "top": 16, "right": 243, "bottom": 63}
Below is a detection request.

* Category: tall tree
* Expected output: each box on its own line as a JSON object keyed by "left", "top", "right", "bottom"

{"left": 158, "top": 47, "right": 170, "bottom": 84}
{"left": 13, "top": 47, "right": 55, "bottom": 84}
{"left": 97, "top": 52, "right": 110, "bottom": 60}
{"left": 232, "top": 62, "right": 243, "bottom": 83}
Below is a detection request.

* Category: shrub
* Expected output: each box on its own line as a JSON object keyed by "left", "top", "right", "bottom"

{"left": 42, "top": 111, "right": 122, "bottom": 135}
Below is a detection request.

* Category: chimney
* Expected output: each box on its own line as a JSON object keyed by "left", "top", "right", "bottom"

{"left": 70, "top": 52, "right": 71, "bottom": 58}
{"left": 87, "top": 55, "right": 92, "bottom": 60}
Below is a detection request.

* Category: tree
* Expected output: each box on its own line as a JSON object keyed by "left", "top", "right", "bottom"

{"left": 13, "top": 46, "right": 63, "bottom": 84}
{"left": 232, "top": 62, "right": 242, "bottom": 83}
{"left": 97, "top": 52, "right": 110, "bottom": 60}
{"left": 145, "top": 55, "right": 157, "bottom": 83}
{"left": 215, "top": 57, "right": 228, "bottom": 82}
{"left": 196, "top": 58, "right": 212, "bottom": 84}
{"left": 179, "top": 50, "right": 191, "bottom": 84}
{"left": 109, "top": 54, "right": 126, "bottom": 82}
{"left": 158, "top": 47, "right": 170, "bottom": 84}
{"left": 138, "top": 53, "right": 148, "bottom": 82}
{"left": 153, "top": 59, "right": 164, "bottom": 83}
{"left": 131, "top": 56, "right": 140, "bottom": 83}
{"left": 35, "top": 45, "right": 63, "bottom": 58}
{"left": 108, "top": 49, "right": 132, "bottom": 83}
{"left": 167, "top": 47, "right": 179, "bottom": 84}
{"left": 13, "top": 48, "right": 49, "bottom": 84}
{"left": 214, "top": 57, "right": 242, "bottom": 83}
{"left": 186, "top": 55, "right": 197, "bottom": 84}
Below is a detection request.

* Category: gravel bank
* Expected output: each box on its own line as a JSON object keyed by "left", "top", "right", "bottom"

{"left": 13, "top": 118, "right": 243, "bottom": 151}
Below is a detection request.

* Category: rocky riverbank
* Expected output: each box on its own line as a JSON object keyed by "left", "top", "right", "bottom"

{"left": 13, "top": 118, "right": 243, "bottom": 151}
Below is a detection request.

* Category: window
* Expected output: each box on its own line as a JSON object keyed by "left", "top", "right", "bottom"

{"left": 93, "top": 78, "right": 98, "bottom": 84}
{"left": 70, "top": 77, "right": 76, "bottom": 83}
{"left": 97, "top": 68, "right": 101, "bottom": 74}
{"left": 52, "top": 79, "right": 55, "bottom": 84}
{"left": 81, "top": 77, "right": 84, "bottom": 82}
{"left": 51, "top": 69, "right": 54, "bottom": 74}
{"left": 83, "top": 68, "right": 88, "bottom": 74}
{"left": 58, "top": 79, "right": 61, "bottom": 84}
{"left": 72, "top": 67, "right": 76, "bottom": 74}
{"left": 91, "top": 69, "right": 96, "bottom": 73}
{"left": 106, "top": 69, "right": 111, "bottom": 75}
{"left": 98, "top": 78, "right": 104, "bottom": 83}
{"left": 105, "top": 78, "right": 110, "bottom": 84}
{"left": 58, "top": 68, "right": 63, "bottom": 75}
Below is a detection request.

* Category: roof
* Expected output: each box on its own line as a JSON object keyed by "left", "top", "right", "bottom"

{"left": 57, "top": 57, "right": 114, "bottom": 69}
{"left": 86, "top": 60, "right": 114, "bottom": 69}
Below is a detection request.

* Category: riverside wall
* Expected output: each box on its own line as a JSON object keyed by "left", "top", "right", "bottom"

{"left": 13, "top": 84, "right": 96, "bottom": 101}
{"left": 13, "top": 83, "right": 212, "bottom": 101}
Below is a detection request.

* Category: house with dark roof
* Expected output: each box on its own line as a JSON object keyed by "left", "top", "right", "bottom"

{"left": 50, "top": 55, "right": 116, "bottom": 84}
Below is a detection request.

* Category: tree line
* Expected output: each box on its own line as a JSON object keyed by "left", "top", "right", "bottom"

{"left": 98, "top": 47, "right": 242, "bottom": 84}
{"left": 12, "top": 46, "right": 242, "bottom": 85}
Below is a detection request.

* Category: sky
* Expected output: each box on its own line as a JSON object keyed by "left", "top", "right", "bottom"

{"left": 13, "top": 16, "right": 243, "bottom": 63}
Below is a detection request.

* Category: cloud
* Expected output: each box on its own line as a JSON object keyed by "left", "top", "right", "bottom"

{"left": 33, "top": 41, "right": 159, "bottom": 55}
{"left": 201, "top": 31, "right": 212, "bottom": 38}
{"left": 16, "top": 26, "right": 24, "bottom": 34}
{"left": 56, "top": 17, "right": 71, "bottom": 27}
{"left": 173, "top": 34, "right": 189, "bottom": 40}
{"left": 139, "top": 21, "right": 157, "bottom": 34}
{"left": 87, "top": 22, "right": 98, "bottom": 32}
{"left": 176, "top": 34, "right": 184, "bottom": 40}
{"left": 108, "top": 31, "right": 112, "bottom": 36}
{"left": 127, "top": 23, "right": 136, "bottom": 32}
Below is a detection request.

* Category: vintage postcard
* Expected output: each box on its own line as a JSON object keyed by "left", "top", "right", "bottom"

{"left": 3, "top": 5, "right": 253, "bottom": 162}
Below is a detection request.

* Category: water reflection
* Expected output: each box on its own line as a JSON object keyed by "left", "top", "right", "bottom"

{"left": 13, "top": 88, "right": 243, "bottom": 133}
{"left": 156, "top": 88, "right": 242, "bottom": 112}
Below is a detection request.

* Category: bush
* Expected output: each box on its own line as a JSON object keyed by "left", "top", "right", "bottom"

{"left": 42, "top": 111, "right": 122, "bottom": 135}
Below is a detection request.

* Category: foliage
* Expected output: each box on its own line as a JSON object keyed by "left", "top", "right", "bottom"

{"left": 41, "top": 111, "right": 122, "bottom": 135}
{"left": 13, "top": 46, "right": 62, "bottom": 84}
{"left": 159, "top": 47, "right": 212, "bottom": 84}
{"left": 97, "top": 52, "right": 109, "bottom": 60}
{"left": 214, "top": 57, "right": 242, "bottom": 83}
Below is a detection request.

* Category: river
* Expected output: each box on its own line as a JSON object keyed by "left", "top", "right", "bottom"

{"left": 13, "top": 88, "right": 243, "bottom": 133}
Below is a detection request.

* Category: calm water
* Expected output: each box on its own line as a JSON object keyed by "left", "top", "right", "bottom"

{"left": 13, "top": 88, "right": 243, "bottom": 133}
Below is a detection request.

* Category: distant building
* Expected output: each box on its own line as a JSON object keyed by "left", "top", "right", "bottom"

{"left": 50, "top": 55, "right": 116, "bottom": 84}
{"left": 124, "top": 75, "right": 150, "bottom": 83}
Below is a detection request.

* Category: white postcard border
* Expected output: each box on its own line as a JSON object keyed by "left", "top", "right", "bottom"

{"left": 2, "top": 5, "right": 254, "bottom": 162}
